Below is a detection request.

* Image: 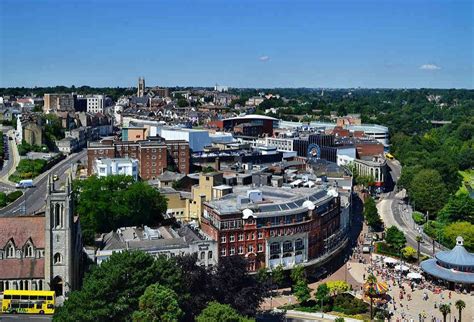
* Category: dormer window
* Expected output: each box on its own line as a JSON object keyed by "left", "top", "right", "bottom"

{"left": 24, "top": 244, "right": 34, "bottom": 257}
{"left": 6, "top": 242, "right": 15, "bottom": 258}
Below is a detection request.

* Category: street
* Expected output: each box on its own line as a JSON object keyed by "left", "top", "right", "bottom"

{"left": 377, "top": 159, "right": 445, "bottom": 256}
{"left": 0, "top": 149, "right": 87, "bottom": 217}
{"left": 0, "top": 314, "right": 52, "bottom": 321}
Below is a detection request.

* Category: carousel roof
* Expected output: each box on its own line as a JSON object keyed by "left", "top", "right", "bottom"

{"left": 421, "top": 259, "right": 474, "bottom": 284}
{"left": 435, "top": 237, "right": 474, "bottom": 268}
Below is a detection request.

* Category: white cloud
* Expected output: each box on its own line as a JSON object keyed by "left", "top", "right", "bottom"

{"left": 420, "top": 64, "right": 441, "bottom": 70}
{"left": 259, "top": 55, "right": 270, "bottom": 62}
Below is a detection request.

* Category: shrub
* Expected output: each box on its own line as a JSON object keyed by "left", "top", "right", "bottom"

{"left": 0, "top": 192, "right": 7, "bottom": 207}
{"left": 332, "top": 293, "right": 368, "bottom": 315}
{"left": 7, "top": 190, "right": 23, "bottom": 203}
{"left": 412, "top": 212, "right": 425, "bottom": 225}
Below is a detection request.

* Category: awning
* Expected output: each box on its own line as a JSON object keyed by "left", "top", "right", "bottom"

{"left": 394, "top": 264, "right": 410, "bottom": 271}
{"left": 407, "top": 272, "right": 423, "bottom": 280}
{"left": 384, "top": 257, "right": 398, "bottom": 264}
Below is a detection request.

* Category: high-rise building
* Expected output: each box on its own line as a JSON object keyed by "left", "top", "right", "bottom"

{"left": 137, "top": 77, "right": 145, "bottom": 97}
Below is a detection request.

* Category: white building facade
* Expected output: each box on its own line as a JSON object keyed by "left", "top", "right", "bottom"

{"left": 93, "top": 158, "right": 139, "bottom": 180}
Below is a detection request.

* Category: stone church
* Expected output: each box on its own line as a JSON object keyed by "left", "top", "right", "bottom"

{"left": 0, "top": 175, "right": 83, "bottom": 298}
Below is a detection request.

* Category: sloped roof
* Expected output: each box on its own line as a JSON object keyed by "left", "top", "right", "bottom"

{"left": 436, "top": 244, "right": 474, "bottom": 267}
{"left": 0, "top": 216, "right": 45, "bottom": 249}
{"left": 0, "top": 258, "right": 45, "bottom": 279}
{"left": 421, "top": 259, "right": 474, "bottom": 284}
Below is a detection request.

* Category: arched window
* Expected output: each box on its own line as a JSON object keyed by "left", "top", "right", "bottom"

{"left": 200, "top": 252, "right": 205, "bottom": 260}
{"left": 208, "top": 251, "right": 213, "bottom": 259}
{"left": 6, "top": 243, "right": 15, "bottom": 258}
{"left": 24, "top": 244, "right": 34, "bottom": 257}
{"left": 54, "top": 253, "right": 62, "bottom": 264}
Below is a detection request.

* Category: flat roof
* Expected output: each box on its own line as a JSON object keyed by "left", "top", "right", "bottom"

{"left": 205, "top": 185, "right": 333, "bottom": 216}
{"left": 223, "top": 114, "right": 278, "bottom": 122}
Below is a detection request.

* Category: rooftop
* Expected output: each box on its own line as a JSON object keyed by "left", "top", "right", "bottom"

{"left": 205, "top": 185, "right": 333, "bottom": 216}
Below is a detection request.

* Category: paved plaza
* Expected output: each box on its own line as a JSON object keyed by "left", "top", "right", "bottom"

{"left": 261, "top": 224, "right": 473, "bottom": 321}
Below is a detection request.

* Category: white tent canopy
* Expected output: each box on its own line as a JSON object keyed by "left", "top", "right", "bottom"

{"left": 394, "top": 264, "right": 410, "bottom": 271}
{"left": 407, "top": 272, "right": 423, "bottom": 280}
{"left": 384, "top": 257, "right": 398, "bottom": 264}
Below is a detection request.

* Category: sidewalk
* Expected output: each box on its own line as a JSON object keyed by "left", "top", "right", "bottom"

{"left": 0, "top": 130, "right": 20, "bottom": 186}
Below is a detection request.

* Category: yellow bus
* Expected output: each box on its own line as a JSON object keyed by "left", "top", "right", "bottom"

{"left": 1, "top": 290, "right": 55, "bottom": 315}
{"left": 385, "top": 153, "right": 394, "bottom": 160}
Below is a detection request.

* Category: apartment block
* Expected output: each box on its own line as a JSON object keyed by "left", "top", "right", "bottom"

{"left": 87, "top": 139, "right": 190, "bottom": 180}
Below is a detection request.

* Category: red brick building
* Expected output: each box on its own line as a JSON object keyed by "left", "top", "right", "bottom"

{"left": 88, "top": 138, "right": 190, "bottom": 180}
{"left": 200, "top": 186, "right": 343, "bottom": 272}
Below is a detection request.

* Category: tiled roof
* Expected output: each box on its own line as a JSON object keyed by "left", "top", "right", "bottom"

{"left": 0, "top": 258, "right": 45, "bottom": 279}
{"left": 0, "top": 216, "right": 45, "bottom": 249}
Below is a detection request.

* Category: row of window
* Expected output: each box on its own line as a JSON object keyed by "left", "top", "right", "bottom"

{"left": 2, "top": 243, "right": 36, "bottom": 258}
{"left": 220, "top": 231, "right": 264, "bottom": 243}
{"left": 220, "top": 243, "right": 264, "bottom": 256}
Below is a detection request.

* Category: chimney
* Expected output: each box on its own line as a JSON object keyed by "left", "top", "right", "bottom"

{"left": 215, "top": 157, "right": 220, "bottom": 171}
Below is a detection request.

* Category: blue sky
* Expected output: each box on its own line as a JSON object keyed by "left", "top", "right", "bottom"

{"left": 0, "top": 0, "right": 472, "bottom": 88}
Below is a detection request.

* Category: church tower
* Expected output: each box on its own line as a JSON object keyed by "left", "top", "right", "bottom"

{"left": 44, "top": 174, "right": 76, "bottom": 297}
{"left": 137, "top": 77, "right": 145, "bottom": 97}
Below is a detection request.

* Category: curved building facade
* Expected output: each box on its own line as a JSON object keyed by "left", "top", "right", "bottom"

{"left": 200, "top": 186, "right": 345, "bottom": 271}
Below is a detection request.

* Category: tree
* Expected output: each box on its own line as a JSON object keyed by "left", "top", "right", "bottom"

{"left": 290, "top": 265, "right": 306, "bottom": 284}
{"left": 439, "top": 303, "right": 451, "bottom": 322}
{"left": 401, "top": 246, "right": 417, "bottom": 260}
{"left": 455, "top": 299, "right": 465, "bottom": 322}
{"left": 442, "top": 222, "right": 474, "bottom": 252}
{"left": 132, "top": 284, "right": 182, "bottom": 322}
{"left": 196, "top": 301, "right": 254, "bottom": 322}
{"left": 363, "top": 197, "right": 382, "bottom": 229}
{"left": 410, "top": 169, "right": 448, "bottom": 214}
{"left": 53, "top": 251, "right": 182, "bottom": 322}
{"left": 315, "top": 283, "right": 330, "bottom": 309}
{"left": 326, "top": 280, "right": 350, "bottom": 296}
{"left": 293, "top": 280, "right": 311, "bottom": 305}
{"left": 271, "top": 264, "right": 285, "bottom": 288}
{"left": 177, "top": 98, "right": 188, "bottom": 107}
{"left": 416, "top": 235, "right": 423, "bottom": 264}
{"left": 74, "top": 175, "right": 167, "bottom": 244}
{"left": 211, "top": 256, "right": 267, "bottom": 317}
{"left": 437, "top": 193, "right": 474, "bottom": 224}
{"left": 365, "top": 274, "right": 378, "bottom": 320}
{"left": 335, "top": 318, "right": 345, "bottom": 322}
{"left": 385, "top": 226, "right": 406, "bottom": 250}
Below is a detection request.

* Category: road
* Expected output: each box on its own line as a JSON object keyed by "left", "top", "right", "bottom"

{"left": 0, "top": 314, "right": 52, "bottom": 321}
{"left": 0, "top": 127, "right": 18, "bottom": 191}
{"left": 377, "top": 159, "right": 445, "bottom": 256}
{"left": 0, "top": 150, "right": 87, "bottom": 217}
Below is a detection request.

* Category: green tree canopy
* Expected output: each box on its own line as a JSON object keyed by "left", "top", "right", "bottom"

{"left": 442, "top": 221, "right": 474, "bottom": 252}
{"left": 196, "top": 301, "right": 254, "bottom": 322}
{"left": 363, "top": 197, "right": 382, "bottom": 229}
{"left": 74, "top": 175, "right": 167, "bottom": 244}
{"left": 437, "top": 193, "right": 474, "bottom": 224}
{"left": 409, "top": 169, "right": 449, "bottom": 214}
{"left": 385, "top": 226, "right": 407, "bottom": 250}
{"left": 53, "top": 251, "right": 181, "bottom": 322}
{"left": 132, "top": 284, "right": 182, "bottom": 322}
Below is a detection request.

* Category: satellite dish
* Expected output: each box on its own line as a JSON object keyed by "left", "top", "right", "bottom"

{"left": 302, "top": 200, "right": 315, "bottom": 210}
{"left": 242, "top": 208, "right": 254, "bottom": 219}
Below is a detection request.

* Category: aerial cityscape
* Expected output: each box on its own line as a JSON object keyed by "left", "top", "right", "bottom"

{"left": 0, "top": 1, "right": 473, "bottom": 321}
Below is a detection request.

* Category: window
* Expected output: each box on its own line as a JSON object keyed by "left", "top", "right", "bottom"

{"left": 270, "top": 242, "right": 280, "bottom": 254}
{"left": 230, "top": 247, "right": 235, "bottom": 255}
{"left": 258, "top": 243, "right": 263, "bottom": 252}
{"left": 238, "top": 246, "right": 244, "bottom": 254}
{"left": 24, "top": 244, "right": 34, "bottom": 257}
{"left": 229, "top": 235, "right": 235, "bottom": 242}
{"left": 6, "top": 243, "right": 15, "bottom": 258}
{"left": 220, "top": 235, "right": 226, "bottom": 243}
{"left": 200, "top": 252, "right": 205, "bottom": 260}
{"left": 258, "top": 231, "right": 263, "bottom": 239}
{"left": 220, "top": 248, "right": 226, "bottom": 256}
{"left": 54, "top": 253, "right": 62, "bottom": 264}
{"left": 248, "top": 245, "right": 254, "bottom": 253}
{"left": 238, "top": 233, "right": 244, "bottom": 241}
{"left": 208, "top": 251, "right": 212, "bottom": 259}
